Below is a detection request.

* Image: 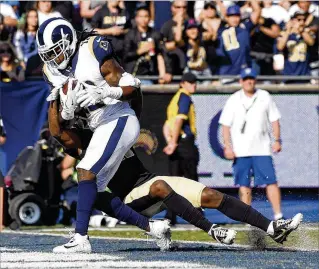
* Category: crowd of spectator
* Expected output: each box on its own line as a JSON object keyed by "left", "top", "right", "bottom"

{"left": 0, "top": 0, "right": 318, "bottom": 84}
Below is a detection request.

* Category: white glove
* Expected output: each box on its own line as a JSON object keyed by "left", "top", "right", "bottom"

{"left": 60, "top": 79, "right": 82, "bottom": 120}
{"left": 76, "top": 82, "right": 110, "bottom": 108}
{"left": 46, "top": 86, "right": 61, "bottom": 102}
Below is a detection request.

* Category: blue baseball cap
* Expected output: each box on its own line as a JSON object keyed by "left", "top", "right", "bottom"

{"left": 240, "top": 68, "right": 257, "bottom": 79}
{"left": 227, "top": 5, "right": 241, "bottom": 16}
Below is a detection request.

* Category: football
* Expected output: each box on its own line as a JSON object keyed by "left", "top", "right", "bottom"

{"left": 62, "top": 78, "right": 78, "bottom": 95}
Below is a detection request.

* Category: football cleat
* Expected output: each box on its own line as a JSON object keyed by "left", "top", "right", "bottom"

{"left": 270, "top": 213, "right": 303, "bottom": 244}
{"left": 146, "top": 219, "right": 171, "bottom": 251}
{"left": 209, "top": 224, "right": 237, "bottom": 245}
{"left": 53, "top": 233, "right": 92, "bottom": 253}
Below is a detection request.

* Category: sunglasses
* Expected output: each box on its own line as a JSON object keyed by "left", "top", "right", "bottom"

{"left": 174, "top": 5, "right": 186, "bottom": 9}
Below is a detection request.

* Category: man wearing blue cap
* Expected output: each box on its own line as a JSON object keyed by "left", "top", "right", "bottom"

{"left": 219, "top": 68, "right": 284, "bottom": 221}
{"left": 217, "top": 1, "right": 261, "bottom": 77}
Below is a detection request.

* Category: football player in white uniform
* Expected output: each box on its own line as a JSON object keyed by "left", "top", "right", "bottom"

{"left": 37, "top": 17, "right": 170, "bottom": 253}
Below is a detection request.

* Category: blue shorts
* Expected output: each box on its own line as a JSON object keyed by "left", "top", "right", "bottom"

{"left": 232, "top": 156, "right": 277, "bottom": 187}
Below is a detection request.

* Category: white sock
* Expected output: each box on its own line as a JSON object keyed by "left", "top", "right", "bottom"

{"left": 274, "top": 213, "right": 283, "bottom": 220}
{"left": 267, "top": 221, "right": 274, "bottom": 235}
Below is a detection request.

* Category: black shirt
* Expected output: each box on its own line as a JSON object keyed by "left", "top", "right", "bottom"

{"left": 160, "top": 19, "right": 186, "bottom": 43}
{"left": 123, "top": 27, "right": 161, "bottom": 75}
{"left": 251, "top": 17, "right": 277, "bottom": 54}
{"left": 108, "top": 149, "right": 156, "bottom": 200}
{"left": 91, "top": 4, "right": 127, "bottom": 56}
{"left": 308, "top": 16, "right": 319, "bottom": 63}
{"left": 91, "top": 5, "right": 127, "bottom": 29}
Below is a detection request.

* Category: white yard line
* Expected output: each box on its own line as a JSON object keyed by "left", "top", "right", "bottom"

{"left": 2, "top": 229, "right": 318, "bottom": 252}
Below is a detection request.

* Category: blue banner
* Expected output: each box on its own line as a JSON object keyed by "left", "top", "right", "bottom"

{"left": 0, "top": 81, "right": 50, "bottom": 174}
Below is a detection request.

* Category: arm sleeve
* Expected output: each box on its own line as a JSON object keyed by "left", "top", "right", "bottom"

{"left": 177, "top": 93, "right": 191, "bottom": 120}
{"left": 219, "top": 97, "right": 234, "bottom": 127}
{"left": 268, "top": 96, "right": 281, "bottom": 122}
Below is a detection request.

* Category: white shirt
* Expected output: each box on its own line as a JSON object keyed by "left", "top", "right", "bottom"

{"left": 219, "top": 89, "right": 281, "bottom": 157}
{"left": 262, "top": 5, "right": 290, "bottom": 24}
{"left": 38, "top": 11, "right": 62, "bottom": 26}
{"left": 0, "top": 3, "right": 17, "bottom": 19}
{"left": 289, "top": 4, "right": 319, "bottom": 18}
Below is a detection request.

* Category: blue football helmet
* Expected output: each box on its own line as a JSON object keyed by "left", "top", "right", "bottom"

{"left": 36, "top": 17, "right": 77, "bottom": 69}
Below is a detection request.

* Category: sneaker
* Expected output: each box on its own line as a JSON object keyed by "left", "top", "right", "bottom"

{"left": 270, "top": 213, "right": 303, "bottom": 244}
{"left": 53, "top": 233, "right": 92, "bottom": 253}
{"left": 209, "top": 224, "right": 237, "bottom": 245}
{"left": 146, "top": 219, "right": 171, "bottom": 251}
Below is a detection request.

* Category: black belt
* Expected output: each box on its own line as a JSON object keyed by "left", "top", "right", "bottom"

{"left": 86, "top": 103, "right": 105, "bottom": 112}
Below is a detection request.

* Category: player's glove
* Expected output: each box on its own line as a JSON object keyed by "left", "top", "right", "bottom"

{"left": 60, "top": 79, "right": 82, "bottom": 120}
{"left": 76, "top": 82, "right": 108, "bottom": 108}
{"left": 76, "top": 73, "right": 142, "bottom": 108}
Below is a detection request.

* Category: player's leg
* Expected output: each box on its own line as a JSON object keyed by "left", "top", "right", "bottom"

{"left": 266, "top": 184, "right": 283, "bottom": 220}
{"left": 165, "top": 153, "right": 180, "bottom": 225}
{"left": 53, "top": 116, "right": 170, "bottom": 252}
{"left": 125, "top": 177, "right": 237, "bottom": 245}
{"left": 201, "top": 185, "right": 301, "bottom": 243}
{"left": 252, "top": 156, "right": 283, "bottom": 220}
{"left": 91, "top": 116, "right": 171, "bottom": 250}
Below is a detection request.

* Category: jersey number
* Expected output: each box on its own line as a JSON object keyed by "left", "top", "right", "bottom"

{"left": 222, "top": 27, "right": 240, "bottom": 51}
{"left": 287, "top": 41, "right": 307, "bottom": 62}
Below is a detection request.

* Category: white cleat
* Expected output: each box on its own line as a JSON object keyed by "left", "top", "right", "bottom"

{"left": 270, "top": 213, "right": 303, "bottom": 244}
{"left": 53, "top": 233, "right": 92, "bottom": 253}
{"left": 147, "top": 219, "right": 171, "bottom": 251}
{"left": 209, "top": 224, "right": 237, "bottom": 245}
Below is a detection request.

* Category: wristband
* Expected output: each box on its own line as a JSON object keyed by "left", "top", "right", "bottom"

{"left": 275, "top": 139, "right": 282, "bottom": 143}
{"left": 108, "top": 86, "right": 123, "bottom": 99}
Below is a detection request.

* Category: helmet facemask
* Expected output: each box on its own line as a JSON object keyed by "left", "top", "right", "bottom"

{"left": 38, "top": 28, "right": 76, "bottom": 70}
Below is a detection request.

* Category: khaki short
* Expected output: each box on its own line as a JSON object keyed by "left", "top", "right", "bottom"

{"left": 124, "top": 176, "right": 206, "bottom": 208}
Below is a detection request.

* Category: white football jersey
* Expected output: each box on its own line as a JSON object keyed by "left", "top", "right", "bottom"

{"left": 43, "top": 35, "right": 134, "bottom": 130}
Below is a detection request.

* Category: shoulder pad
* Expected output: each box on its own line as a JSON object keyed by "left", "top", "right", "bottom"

{"left": 88, "top": 36, "right": 114, "bottom": 67}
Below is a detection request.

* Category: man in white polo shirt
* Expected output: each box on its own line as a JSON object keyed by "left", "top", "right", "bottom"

{"left": 219, "top": 67, "right": 283, "bottom": 221}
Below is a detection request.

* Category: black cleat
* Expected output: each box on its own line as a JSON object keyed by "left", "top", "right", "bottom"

{"left": 270, "top": 213, "right": 303, "bottom": 244}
